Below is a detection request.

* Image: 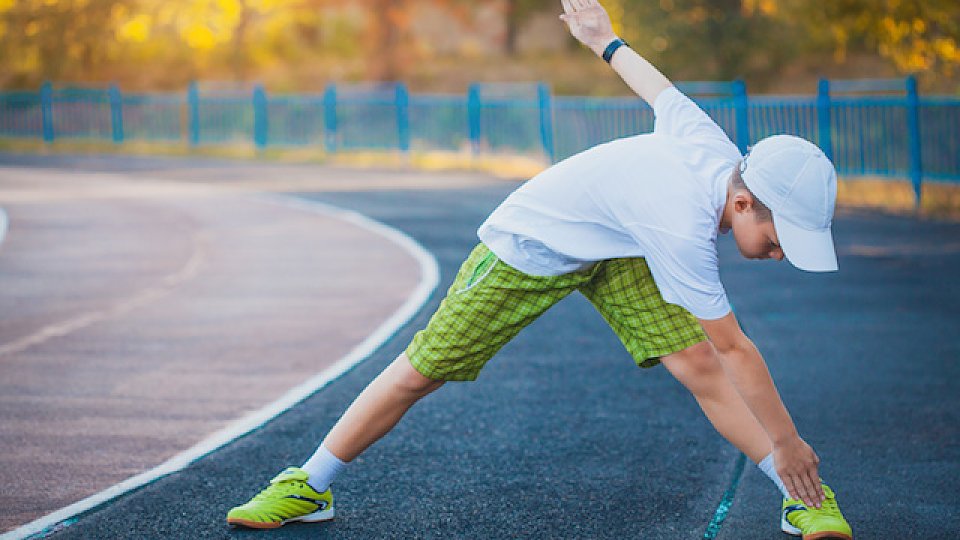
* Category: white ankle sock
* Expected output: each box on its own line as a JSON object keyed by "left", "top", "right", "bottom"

{"left": 301, "top": 444, "right": 346, "bottom": 492}
{"left": 758, "top": 453, "right": 791, "bottom": 498}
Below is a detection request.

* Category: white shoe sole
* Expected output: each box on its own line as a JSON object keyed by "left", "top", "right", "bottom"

{"left": 286, "top": 507, "right": 335, "bottom": 524}
{"left": 781, "top": 514, "right": 802, "bottom": 536}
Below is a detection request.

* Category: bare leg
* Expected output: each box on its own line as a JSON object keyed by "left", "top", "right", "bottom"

{"left": 661, "top": 341, "right": 771, "bottom": 463}
{"left": 322, "top": 353, "right": 444, "bottom": 461}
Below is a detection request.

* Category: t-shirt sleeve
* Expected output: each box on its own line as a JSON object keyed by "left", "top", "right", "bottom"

{"left": 627, "top": 224, "right": 731, "bottom": 320}
{"left": 653, "top": 86, "right": 735, "bottom": 147}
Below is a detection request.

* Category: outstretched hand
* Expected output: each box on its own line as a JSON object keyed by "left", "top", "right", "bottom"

{"left": 559, "top": 0, "right": 618, "bottom": 57}
{"left": 774, "top": 436, "right": 826, "bottom": 508}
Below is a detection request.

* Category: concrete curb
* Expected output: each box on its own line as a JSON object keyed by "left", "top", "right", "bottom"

{"left": 1, "top": 193, "right": 440, "bottom": 540}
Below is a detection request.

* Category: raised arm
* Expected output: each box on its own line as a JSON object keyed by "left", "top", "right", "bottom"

{"left": 560, "top": 0, "right": 672, "bottom": 106}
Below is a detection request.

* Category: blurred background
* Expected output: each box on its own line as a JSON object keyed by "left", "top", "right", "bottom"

{"left": 1, "top": 0, "right": 958, "bottom": 95}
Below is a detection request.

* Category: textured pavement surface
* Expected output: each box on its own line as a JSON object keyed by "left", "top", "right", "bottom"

{"left": 0, "top": 157, "right": 435, "bottom": 533}
{"left": 1, "top": 155, "right": 958, "bottom": 539}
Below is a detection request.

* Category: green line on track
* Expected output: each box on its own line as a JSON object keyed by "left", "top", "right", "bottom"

{"left": 703, "top": 452, "right": 747, "bottom": 539}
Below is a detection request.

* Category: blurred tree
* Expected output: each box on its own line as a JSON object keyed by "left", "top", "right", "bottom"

{"left": 502, "top": 0, "right": 544, "bottom": 55}
{"left": 303, "top": 0, "right": 473, "bottom": 81}
{"left": 779, "top": 0, "right": 960, "bottom": 79}
{"left": 369, "top": 0, "right": 409, "bottom": 81}
{"left": 0, "top": 0, "right": 134, "bottom": 87}
{"left": 621, "top": 0, "right": 797, "bottom": 84}
{"left": 1, "top": 0, "right": 955, "bottom": 91}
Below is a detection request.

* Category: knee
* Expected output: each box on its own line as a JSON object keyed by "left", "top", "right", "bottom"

{"left": 389, "top": 354, "right": 444, "bottom": 396}
{"left": 663, "top": 341, "right": 724, "bottom": 396}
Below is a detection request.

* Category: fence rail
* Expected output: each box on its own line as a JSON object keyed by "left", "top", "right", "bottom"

{"left": 2, "top": 78, "right": 958, "bottom": 203}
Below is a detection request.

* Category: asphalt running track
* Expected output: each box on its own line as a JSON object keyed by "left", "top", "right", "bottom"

{"left": 0, "top": 158, "right": 442, "bottom": 536}
{"left": 6, "top": 157, "right": 960, "bottom": 539}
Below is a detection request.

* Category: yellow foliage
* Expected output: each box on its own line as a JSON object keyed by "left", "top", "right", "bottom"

{"left": 251, "top": 0, "right": 284, "bottom": 10}
{"left": 67, "top": 41, "right": 83, "bottom": 60}
{"left": 11, "top": 46, "right": 40, "bottom": 73}
{"left": 904, "top": 50, "right": 929, "bottom": 71}
{"left": 216, "top": 0, "right": 241, "bottom": 22}
{"left": 0, "top": 0, "right": 14, "bottom": 13}
{"left": 118, "top": 13, "right": 151, "bottom": 43}
{"left": 742, "top": 0, "right": 776, "bottom": 17}
{"left": 25, "top": 20, "right": 40, "bottom": 37}
{"left": 934, "top": 38, "right": 959, "bottom": 62}
{"left": 604, "top": 0, "right": 625, "bottom": 38}
{"left": 183, "top": 23, "right": 217, "bottom": 50}
{"left": 881, "top": 16, "right": 905, "bottom": 41}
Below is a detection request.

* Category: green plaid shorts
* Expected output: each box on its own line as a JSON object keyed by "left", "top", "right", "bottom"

{"left": 405, "top": 243, "right": 707, "bottom": 381}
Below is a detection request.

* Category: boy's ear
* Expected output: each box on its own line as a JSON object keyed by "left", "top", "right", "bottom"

{"left": 732, "top": 191, "right": 754, "bottom": 214}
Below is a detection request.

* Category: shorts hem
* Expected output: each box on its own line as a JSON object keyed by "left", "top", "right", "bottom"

{"left": 405, "top": 345, "right": 482, "bottom": 382}
{"left": 633, "top": 334, "right": 708, "bottom": 369}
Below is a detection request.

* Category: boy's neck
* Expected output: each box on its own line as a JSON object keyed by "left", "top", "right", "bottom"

{"left": 719, "top": 180, "right": 734, "bottom": 233}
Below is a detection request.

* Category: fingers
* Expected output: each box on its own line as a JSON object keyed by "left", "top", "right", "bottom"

{"left": 783, "top": 474, "right": 801, "bottom": 502}
{"left": 800, "top": 454, "right": 823, "bottom": 508}
{"left": 802, "top": 467, "right": 825, "bottom": 507}
{"left": 565, "top": 0, "right": 595, "bottom": 11}
{"left": 785, "top": 468, "right": 824, "bottom": 508}
{"left": 797, "top": 473, "right": 817, "bottom": 508}
{"left": 774, "top": 440, "right": 826, "bottom": 508}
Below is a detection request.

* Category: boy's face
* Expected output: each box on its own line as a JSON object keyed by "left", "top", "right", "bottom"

{"left": 730, "top": 195, "right": 785, "bottom": 262}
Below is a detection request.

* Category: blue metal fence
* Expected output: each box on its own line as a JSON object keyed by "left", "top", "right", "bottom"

{"left": 2, "top": 77, "right": 957, "bottom": 202}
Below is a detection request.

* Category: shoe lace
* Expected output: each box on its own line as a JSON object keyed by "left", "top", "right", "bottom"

{"left": 789, "top": 495, "right": 841, "bottom": 527}
{"left": 819, "top": 495, "right": 839, "bottom": 514}
{"left": 251, "top": 480, "right": 298, "bottom": 502}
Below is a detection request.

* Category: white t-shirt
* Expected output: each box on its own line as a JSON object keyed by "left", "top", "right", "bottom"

{"left": 477, "top": 86, "right": 742, "bottom": 320}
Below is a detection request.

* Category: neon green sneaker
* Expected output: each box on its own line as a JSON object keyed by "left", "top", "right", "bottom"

{"left": 226, "top": 467, "right": 334, "bottom": 529}
{"left": 781, "top": 484, "right": 853, "bottom": 539}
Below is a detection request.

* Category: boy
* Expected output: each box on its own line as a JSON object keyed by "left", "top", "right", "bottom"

{"left": 227, "top": 1, "right": 853, "bottom": 537}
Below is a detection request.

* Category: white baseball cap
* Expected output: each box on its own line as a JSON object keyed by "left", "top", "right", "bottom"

{"left": 739, "top": 134, "right": 839, "bottom": 272}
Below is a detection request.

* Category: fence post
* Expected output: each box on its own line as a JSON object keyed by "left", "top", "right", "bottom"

{"left": 467, "top": 83, "right": 481, "bottom": 156}
{"left": 109, "top": 83, "right": 124, "bottom": 144}
{"left": 905, "top": 75, "right": 923, "bottom": 206}
{"left": 188, "top": 81, "right": 200, "bottom": 146}
{"left": 816, "top": 79, "right": 833, "bottom": 162}
{"left": 323, "top": 84, "right": 338, "bottom": 153}
{"left": 40, "top": 81, "right": 54, "bottom": 143}
{"left": 396, "top": 82, "right": 410, "bottom": 153}
{"left": 537, "top": 83, "right": 555, "bottom": 163}
{"left": 253, "top": 84, "right": 268, "bottom": 149}
{"left": 732, "top": 79, "right": 750, "bottom": 154}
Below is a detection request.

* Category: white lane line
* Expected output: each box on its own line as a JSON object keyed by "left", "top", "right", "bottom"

{"left": 0, "top": 231, "right": 209, "bottom": 359}
{"left": 1, "top": 194, "right": 439, "bottom": 540}
{"left": 0, "top": 206, "right": 8, "bottom": 248}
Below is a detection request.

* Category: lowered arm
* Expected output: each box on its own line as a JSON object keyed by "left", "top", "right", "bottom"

{"left": 699, "top": 312, "right": 826, "bottom": 508}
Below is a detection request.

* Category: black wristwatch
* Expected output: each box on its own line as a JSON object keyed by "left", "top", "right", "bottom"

{"left": 602, "top": 38, "right": 628, "bottom": 63}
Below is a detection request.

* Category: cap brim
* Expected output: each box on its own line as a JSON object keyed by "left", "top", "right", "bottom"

{"left": 773, "top": 214, "right": 838, "bottom": 272}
